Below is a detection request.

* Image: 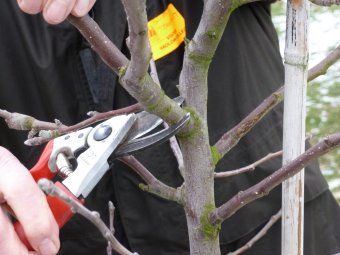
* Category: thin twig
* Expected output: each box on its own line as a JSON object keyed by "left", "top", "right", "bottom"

{"left": 149, "top": 59, "right": 185, "bottom": 177}
{"left": 215, "top": 151, "right": 282, "bottom": 178}
{"left": 228, "top": 209, "right": 282, "bottom": 255}
{"left": 167, "top": 129, "right": 185, "bottom": 177}
{"left": 107, "top": 201, "right": 115, "bottom": 255}
{"left": 109, "top": 201, "right": 115, "bottom": 235}
{"left": 38, "top": 179, "right": 137, "bottom": 255}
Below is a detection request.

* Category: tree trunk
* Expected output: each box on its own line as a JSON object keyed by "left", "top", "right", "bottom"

{"left": 179, "top": 43, "right": 221, "bottom": 255}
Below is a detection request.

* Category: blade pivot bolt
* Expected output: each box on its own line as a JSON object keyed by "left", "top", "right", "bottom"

{"left": 94, "top": 125, "right": 112, "bottom": 141}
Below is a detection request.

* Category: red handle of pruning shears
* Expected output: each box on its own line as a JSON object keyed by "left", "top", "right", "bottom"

{"left": 30, "top": 140, "right": 56, "bottom": 181}
{"left": 13, "top": 140, "right": 84, "bottom": 251}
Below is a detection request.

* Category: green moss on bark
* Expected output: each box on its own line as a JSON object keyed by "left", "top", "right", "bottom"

{"left": 188, "top": 53, "right": 212, "bottom": 66}
{"left": 118, "top": 65, "right": 128, "bottom": 80}
{"left": 146, "top": 89, "right": 165, "bottom": 112}
{"left": 177, "top": 107, "right": 202, "bottom": 140}
{"left": 273, "top": 90, "right": 284, "bottom": 101}
{"left": 210, "top": 146, "right": 221, "bottom": 166}
{"left": 206, "top": 29, "right": 219, "bottom": 40}
{"left": 200, "top": 203, "right": 221, "bottom": 240}
{"left": 23, "top": 116, "right": 34, "bottom": 129}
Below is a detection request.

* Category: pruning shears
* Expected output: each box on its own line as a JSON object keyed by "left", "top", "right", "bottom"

{"left": 12, "top": 98, "right": 189, "bottom": 250}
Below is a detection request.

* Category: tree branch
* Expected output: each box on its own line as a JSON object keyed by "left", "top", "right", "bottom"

{"left": 121, "top": 0, "right": 151, "bottom": 81}
{"left": 67, "top": 14, "right": 189, "bottom": 131}
{"left": 308, "top": 45, "right": 340, "bottom": 81}
{"left": 214, "top": 46, "right": 340, "bottom": 160}
{"left": 38, "top": 179, "right": 137, "bottom": 255}
{"left": 119, "top": 155, "right": 184, "bottom": 203}
{"left": 0, "top": 104, "right": 142, "bottom": 145}
{"left": 213, "top": 87, "right": 283, "bottom": 160}
{"left": 179, "top": 0, "right": 234, "bottom": 118}
{"left": 215, "top": 151, "right": 282, "bottom": 178}
{"left": 209, "top": 132, "right": 340, "bottom": 225}
{"left": 0, "top": 110, "right": 66, "bottom": 133}
{"left": 66, "top": 15, "right": 129, "bottom": 73}
{"left": 309, "top": 0, "right": 340, "bottom": 6}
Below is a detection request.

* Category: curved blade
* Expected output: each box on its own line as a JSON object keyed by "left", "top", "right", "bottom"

{"left": 114, "top": 113, "right": 190, "bottom": 157}
{"left": 124, "top": 96, "right": 184, "bottom": 140}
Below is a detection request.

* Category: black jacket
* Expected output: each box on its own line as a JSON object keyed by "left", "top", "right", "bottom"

{"left": 0, "top": 1, "right": 329, "bottom": 254}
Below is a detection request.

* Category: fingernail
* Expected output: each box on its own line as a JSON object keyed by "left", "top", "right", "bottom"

{"left": 18, "top": 0, "right": 42, "bottom": 14}
{"left": 74, "top": 0, "right": 90, "bottom": 16}
{"left": 45, "top": 1, "right": 68, "bottom": 24}
{"left": 39, "top": 238, "right": 58, "bottom": 255}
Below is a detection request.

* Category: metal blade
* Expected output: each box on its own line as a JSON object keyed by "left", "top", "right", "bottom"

{"left": 124, "top": 96, "right": 184, "bottom": 141}
{"left": 125, "top": 111, "right": 162, "bottom": 141}
{"left": 113, "top": 113, "right": 190, "bottom": 157}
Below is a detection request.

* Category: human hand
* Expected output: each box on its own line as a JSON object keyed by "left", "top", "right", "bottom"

{"left": 17, "top": 0, "right": 96, "bottom": 24}
{"left": 0, "top": 147, "right": 59, "bottom": 255}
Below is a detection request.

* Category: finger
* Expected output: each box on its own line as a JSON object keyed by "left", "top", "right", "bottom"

{"left": 17, "top": 0, "right": 43, "bottom": 15}
{"left": 72, "top": 0, "right": 96, "bottom": 17}
{"left": 0, "top": 147, "right": 59, "bottom": 254}
{"left": 42, "top": 0, "right": 77, "bottom": 24}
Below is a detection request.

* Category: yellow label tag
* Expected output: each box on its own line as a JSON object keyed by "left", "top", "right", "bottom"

{"left": 148, "top": 4, "right": 186, "bottom": 61}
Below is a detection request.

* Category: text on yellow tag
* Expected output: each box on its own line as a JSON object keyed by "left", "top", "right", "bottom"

{"left": 148, "top": 4, "right": 186, "bottom": 61}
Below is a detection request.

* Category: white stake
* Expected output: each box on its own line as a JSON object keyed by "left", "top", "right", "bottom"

{"left": 282, "top": 0, "right": 310, "bottom": 254}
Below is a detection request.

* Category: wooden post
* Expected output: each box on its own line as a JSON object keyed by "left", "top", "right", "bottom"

{"left": 282, "top": 0, "right": 309, "bottom": 254}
